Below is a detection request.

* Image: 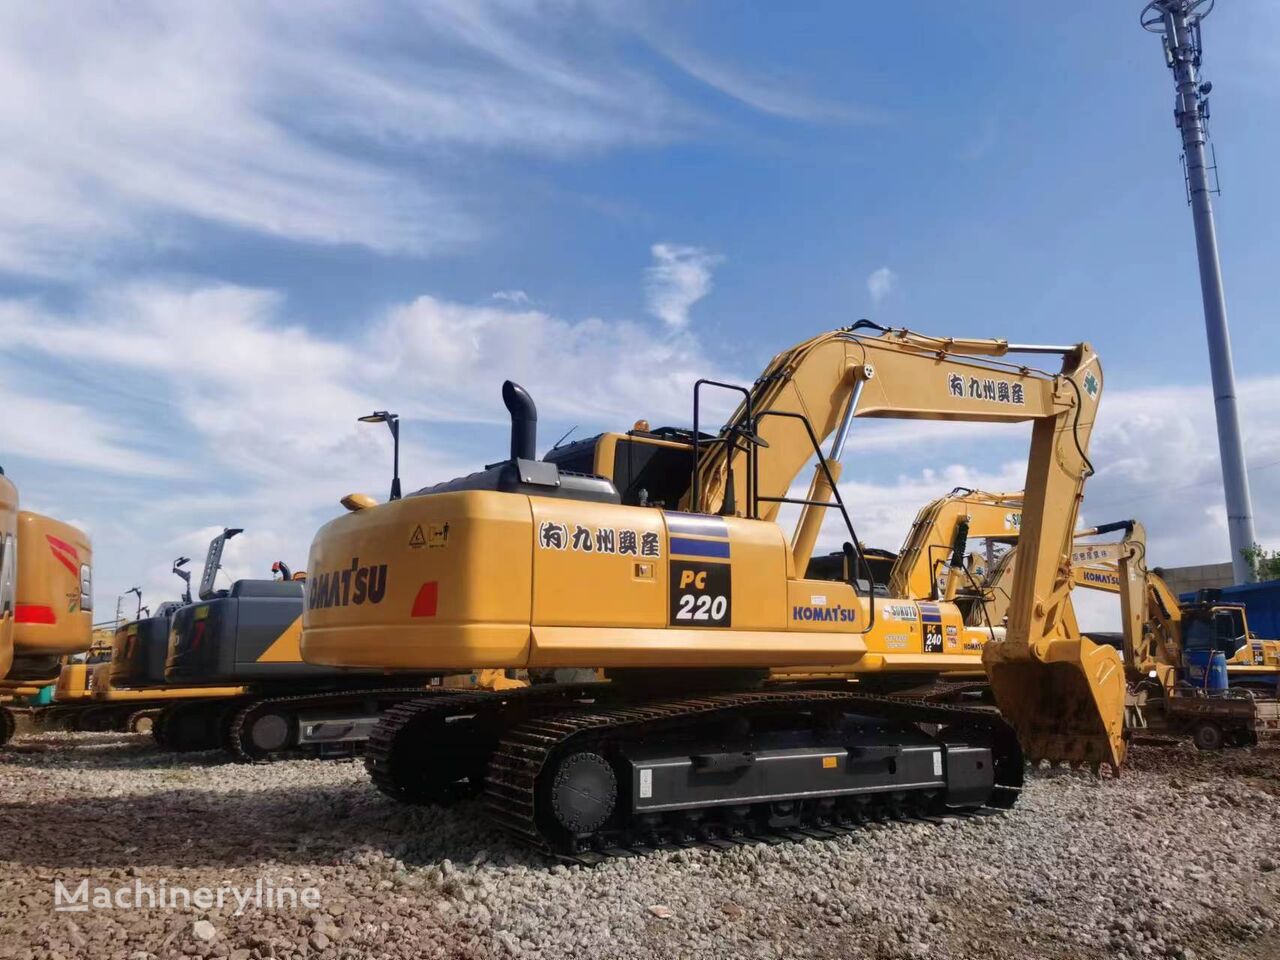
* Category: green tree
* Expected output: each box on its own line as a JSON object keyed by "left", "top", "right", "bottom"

{"left": 1242, "top": 543, "right": 1280, "bottom": 582}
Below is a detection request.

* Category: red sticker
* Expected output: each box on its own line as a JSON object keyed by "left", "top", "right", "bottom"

{"left": 412, "top": 581, "right": 439, "bottom": 618}
{"left": 46, "top": 534, "right": 79, "bottom": 577}
{"left": 15, "top": 603, "right": 56, "bottom": 624}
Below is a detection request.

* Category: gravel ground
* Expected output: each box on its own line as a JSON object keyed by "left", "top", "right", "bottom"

{"left": 1, "top": 727, "right": 1277, "bottom": 960}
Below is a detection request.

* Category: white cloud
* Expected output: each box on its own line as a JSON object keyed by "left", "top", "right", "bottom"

{"left": 655, "top": 45, "right": 876, "bottom": 124}
{"left": 0, "top": 381, "right": 180, "bottom": 479}
{"left": 866, "top": 266, "right": 897, "bottom": 305}
{"left": 0, "top": 276, "right": 730, "bottom": 611}
{"left": 645, "top": 243, "right": 724, "bottom": 329}
{"left": 490, "top": 290, "right": 532, "bottom": 306}
{"left": 0, "top": 2, "right": 857, "bottom": 279}
{"left": 382, "top": 294, "right": 725, "bottom": 424}
{"left": 1082, "top": 378, "right": 1280, "bottom": 563}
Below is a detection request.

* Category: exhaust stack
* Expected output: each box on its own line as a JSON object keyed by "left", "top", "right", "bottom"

{"left": 502, "top": 381, "right": 538, "bottom": 461}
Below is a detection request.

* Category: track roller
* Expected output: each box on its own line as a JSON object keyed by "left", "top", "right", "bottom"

{"left": 548, "top": 751, "right": 617, "bottom": 835}
{"left": 231, "top": 702, "right": 296, "bottom": 761}
{"left": 126, "top": 709, "right": 162, "bottom": 735}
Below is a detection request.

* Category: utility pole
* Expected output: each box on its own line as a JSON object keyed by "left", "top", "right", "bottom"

{"left": 1142, "top": 0, "right": 1257, "bottom": 583}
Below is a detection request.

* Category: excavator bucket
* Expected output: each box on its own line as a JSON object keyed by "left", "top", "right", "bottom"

{"left": 984, "top": 636, "right": 1127, "bottom": 770}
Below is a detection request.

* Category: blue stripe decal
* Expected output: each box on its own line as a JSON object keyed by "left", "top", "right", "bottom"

{"left": 665, "top": 513, "right": 730, "bottom": 539}
{"left": 920, "top": 603, "right": 942, "bottom": 624}
{"left": 670, "top": 537, "right": 731, "bottom": 559}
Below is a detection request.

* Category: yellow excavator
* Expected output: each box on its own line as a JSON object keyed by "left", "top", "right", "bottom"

{"left": 887, "top": 488, "right": 1022, "bottom": 601}
{"left": 972, "top": 531, "right": 1131, "bottom": 638}
{"left": 995, "top": 522, "right": 1280, "bottom": 749}
{"left": 0, "top": 471, "right": 17, "bottom": 682}
{"left": 994, "top": 524, "right": 1280, "bottom": 694}
{"left": 0, "top": 470, "right": 17, "bottom": 743}
{"left": 778, "top": 487, "right": 1026, "bottom": 698}
{"left": 0, "top": 503, "right": 94, "bottom": 744}
{"left": 301, "top": 323, "right": 1122, "bottom": 858}
{"left": 81, "top": 556, "right": 246, "bottom": 735}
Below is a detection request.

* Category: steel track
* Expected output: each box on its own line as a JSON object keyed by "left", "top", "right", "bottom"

{"left": 366, "top": 684, "right": 1023, "bottom": 861}
{"left": 228, "top": 686, "right": 455, "bottom": 762}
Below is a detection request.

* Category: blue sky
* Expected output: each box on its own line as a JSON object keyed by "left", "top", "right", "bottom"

{"left": 0, "top": 1, "right": 1276, "bottom": 625}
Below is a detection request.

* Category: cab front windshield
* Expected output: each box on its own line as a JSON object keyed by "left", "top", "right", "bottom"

{"left": 1182, "top": 608, "right": 1246, "bottom": 656}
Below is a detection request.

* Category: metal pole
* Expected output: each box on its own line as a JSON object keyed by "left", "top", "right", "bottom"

{"left": 1144, "top": 1, "right": 1257, "bottom": 583}
{"left": 389, "top": 418, "right": 402, "bottom": 502}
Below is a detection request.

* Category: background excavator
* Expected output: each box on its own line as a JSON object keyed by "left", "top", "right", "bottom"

{"left": 31, "top": 629, "right": 114, "bottom": 730}
{"left": 993, "top": 522, "right": 1280, "bottom": 750}
{"left": 972, "top": 532, "right": 1134, "bottom": 645}
{"left": 302, "top": 322, "right": 1122, "bottom": 860}
{"left": 54, "top": 556, "right": 245, "bottom": 735}
{"left": 152, "top": 527, "right": 442, "bottom": 759}
{"left": 775, "top": 487, "right": 1026, "bottom": 700}
{"left": 887, "top": 488, "right": 1022, "bottom": 602}
{"left": 0, "top": 470, "right": 18, "bottom": 705}
{"left": 31, "top": 555, "right": 257, "bottom": 735}
{"left": 0, "top": 497, "right": 94, "bottom": 745}
{"left": 1177, "top": 591, "right": 1280, "bottom": 696}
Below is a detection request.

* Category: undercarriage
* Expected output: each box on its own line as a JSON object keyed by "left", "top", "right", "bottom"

{"left": 366, "top": 682, "right": 1023, "bottom": 861}
{"left": 151, "top": 684, "right": 453, "bottom": 761}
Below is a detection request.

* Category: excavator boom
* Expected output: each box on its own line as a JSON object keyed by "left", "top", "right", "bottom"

{"left": 683, "top": 324, "right": 1124, "bottom": 767}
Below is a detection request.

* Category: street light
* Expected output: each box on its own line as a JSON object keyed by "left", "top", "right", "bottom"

{"left": 358, "top": 410, "right": 401, "bottom": 501}
{"left": 173, "top": 556, "right": 193, "bottom": 604}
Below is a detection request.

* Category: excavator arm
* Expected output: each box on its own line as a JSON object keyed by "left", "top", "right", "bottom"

{"left": 887, "top": 488, "right": 1023, "bottom": 600}
{"left": 689, "top": 322, "right": 1125, "bottom": 768}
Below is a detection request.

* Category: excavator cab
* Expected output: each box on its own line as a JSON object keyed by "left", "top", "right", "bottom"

{"left": 543, "top": 425, "right": 703, "bottom": 510}
{"left": 1181, "top": 602, "right": 1247, "bottom": 659}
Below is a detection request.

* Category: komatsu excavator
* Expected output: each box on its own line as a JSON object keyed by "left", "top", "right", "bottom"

{"left": 995, "top": 527, "right": 1280, "bottom": 697}
{"left": 972, "top": 534, "right": 1128, "bottom": 638}
{"left": 1179, "top": 594, "right": 1280, "bottom": 696}
{"left": 153, "top": 528, "right": 442, "bottom": 759}
{"left": 778, "top": 487, "right": 1027, "bottom": 698}
{"left": 303, "top": 323, "right": 1123, "bottom": 858}
{"left": 888, "top": 489, "right": 1022, "bottom": 601}
{"left": 998, "top": 522, "right": 1279, "bottom": 748}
